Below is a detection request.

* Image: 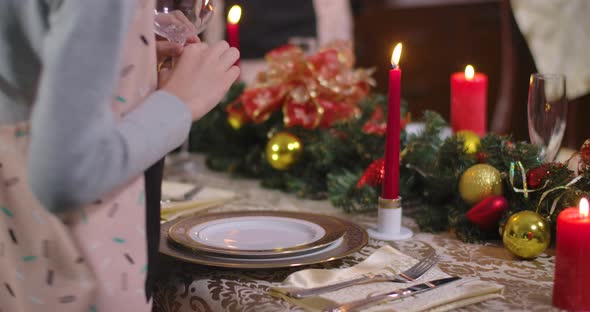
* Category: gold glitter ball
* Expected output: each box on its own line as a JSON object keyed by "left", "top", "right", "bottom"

{"left": 502, "top": 210, "right": 550, "bottom": 259}
{"left": 459, "top": 164, "right": 503, "bottom": 205}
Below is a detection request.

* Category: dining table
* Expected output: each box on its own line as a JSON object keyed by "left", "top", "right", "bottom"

{"left": 152, "top": 155, "right": 557, "bottom": 312}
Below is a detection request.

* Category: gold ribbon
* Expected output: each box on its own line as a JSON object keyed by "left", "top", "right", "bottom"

{"left": 509, "top": 161, "right": 582, "bottom": 218}
{"left": 536, "top": 175, "right": 583, "bottom": 217}
{"left": 509, "top": 161, "right": 548, "bottom": 199}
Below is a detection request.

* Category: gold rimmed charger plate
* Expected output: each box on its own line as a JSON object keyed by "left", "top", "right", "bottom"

{"left": 167, "top": 211, "right": 346, "bottom": 257}
{"left": 159, "top": 212, "right": 368, "bottom": 269}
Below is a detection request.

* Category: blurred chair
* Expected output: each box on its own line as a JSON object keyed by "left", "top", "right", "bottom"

{"left": 490, "top": 0, "right": 517, "bottom": 136}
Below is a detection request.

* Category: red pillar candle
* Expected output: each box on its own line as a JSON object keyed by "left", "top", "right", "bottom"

{"left": 553, "top": 198, "right": 590, "bottom": 310}
{"left": 450, "top": 65, "right": 488, "bottom": 136}
{"left": 382, "top": 43, "right": 402, "bottom": 200}
{"left": 226, "top": 5, "right": 241, "bottom": 65}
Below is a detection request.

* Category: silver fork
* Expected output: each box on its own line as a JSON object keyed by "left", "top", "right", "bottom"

{"left": 281, "top": 252, "right": 440, "bottom": 299}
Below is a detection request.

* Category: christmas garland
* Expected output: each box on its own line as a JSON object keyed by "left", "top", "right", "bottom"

{"left": 190, "top": 42, "right": 590, "bottom": 258}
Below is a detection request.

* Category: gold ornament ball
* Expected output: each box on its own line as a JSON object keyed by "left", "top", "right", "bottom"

{"left": 227, "top": 115, "right": 244, "bottom": 130}
{"left": 459, "top": 164, "right": 503, "bottom": 205}
{"left": 265, "top": 132, "right": 303, "bottom": 170}
{"left": 456, "top": 130, "right": 481, "bottom": 154}
{"left": 502, "top": 211, "right": 550, "bottom": 259}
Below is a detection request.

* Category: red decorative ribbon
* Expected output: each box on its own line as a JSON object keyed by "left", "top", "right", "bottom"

{"left": 226, "top": 41, "right": 375, "bottom": 129}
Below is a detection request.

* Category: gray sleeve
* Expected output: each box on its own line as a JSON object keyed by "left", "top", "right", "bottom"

{"left": 28, "top": 0, "right": 192, "bottom": 213}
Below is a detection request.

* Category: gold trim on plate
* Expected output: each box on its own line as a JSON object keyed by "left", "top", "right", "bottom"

{"left": 159, "top": 212, "right": 368, "bottom": 269}
{"left": 167, "top": 211, "right": 347, "bottom": 257}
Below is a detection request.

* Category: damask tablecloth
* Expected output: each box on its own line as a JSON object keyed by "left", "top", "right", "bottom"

{"left": 153, "top": 156, "right": 557, "bottom": 312}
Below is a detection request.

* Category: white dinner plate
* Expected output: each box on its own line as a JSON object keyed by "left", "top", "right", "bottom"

{"left": 160, "top": 213, "right": 368, "bottom": 268}
{"left": 168, "top": 211, "right": 346, "bottom": 257}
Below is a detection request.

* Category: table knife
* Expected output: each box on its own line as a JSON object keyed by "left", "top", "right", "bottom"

{"left": 323, "top": 276, "right": 461, "bottom": 312}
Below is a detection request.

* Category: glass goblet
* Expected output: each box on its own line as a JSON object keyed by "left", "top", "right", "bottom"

{"left": 527, "top": 73, "right": 567, "bottom": 163}
{"left": 154, "top": 0, "right": 215, "bottom": 44}
{"left": 154, "top": 0, "right": 216, "bottom": 174}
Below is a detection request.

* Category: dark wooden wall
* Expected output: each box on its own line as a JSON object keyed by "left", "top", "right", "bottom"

{"left": 355, "top": 1, "right": 501, "bottom": 127}
{"left": 353, "top": 0, "right": 589, "bottom": 148}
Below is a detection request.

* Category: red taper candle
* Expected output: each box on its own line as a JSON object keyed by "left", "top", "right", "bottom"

{"left": 553, "top": 198, "right": 590, "bottom": 310}
{"left": 450, "top": 65, "right": 487, "bottom": 136}
{"left": 382, "top": 43, "right": 402, "bottom": 200}
{"left": 227, "top": 5, "right": 241, "bottom": 65}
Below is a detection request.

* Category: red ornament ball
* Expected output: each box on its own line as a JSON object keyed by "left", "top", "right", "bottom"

{"left": 466, "top": 195, "right": 509, "bottom": 232}
{"left": 357, "top": 158, "right": 385, "bottom": 188}
{"left": 526, "top": 165, "right": 551, "bottom": 189}
{"left": 581, "top": 139, "right": 590, "bottom": 160}
{"left": 578, "top": 139, "right": 590, "bottom": 171}
{"left": 476, "top": 151, "right": 488, "bottom": 163}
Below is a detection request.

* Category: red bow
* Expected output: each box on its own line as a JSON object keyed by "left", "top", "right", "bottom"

{"left": 227, "top": 41, "right": 375, "bottom": 129}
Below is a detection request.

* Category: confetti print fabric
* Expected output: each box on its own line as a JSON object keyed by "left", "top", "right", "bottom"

{"left": 0, "top": 0, "right": 158, "bottom": 311}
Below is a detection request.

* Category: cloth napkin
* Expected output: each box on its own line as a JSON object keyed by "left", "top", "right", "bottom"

{"left": 271, "top": 245, "right": 504, "bottom": 312}
{"left": 161, "top": 181, "right": 236, "bottom": 221}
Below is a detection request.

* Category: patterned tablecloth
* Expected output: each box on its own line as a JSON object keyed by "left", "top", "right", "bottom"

{"left": 153, "top": 156, "right": 557, "bottom": 312}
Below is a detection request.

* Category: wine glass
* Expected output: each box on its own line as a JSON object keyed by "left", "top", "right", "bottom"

{"left": 154, "top": 0, "right": 216, "bottom": 174}
{"left": 154, "top": 0, "right": 215, "bottom": 44}
{"left": 527, "top": 73, "right": 567, "bottom": 163}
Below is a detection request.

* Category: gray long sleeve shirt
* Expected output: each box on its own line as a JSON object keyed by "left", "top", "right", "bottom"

{"left": 0, "top": 0, "right": 192, "bottom": 212}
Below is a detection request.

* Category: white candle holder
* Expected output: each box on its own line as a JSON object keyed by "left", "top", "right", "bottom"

{"left": 367, "top": 197, "right": 413, "bottom": 240}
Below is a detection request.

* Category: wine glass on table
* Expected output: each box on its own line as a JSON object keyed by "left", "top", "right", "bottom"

{"left": 527, "top": 73, "right": 567, "bottom": 163}
{"left": 154, "top": 0, "right": 216, "bottom": 174}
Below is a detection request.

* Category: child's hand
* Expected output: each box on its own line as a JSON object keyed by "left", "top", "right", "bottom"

{"left": 156, "top": 36, "right": 200, "bottom": 85}
{"left": 156, "top": 41, "right": 183, "bottom": 65}
{"left": 160, "top": 40, "right": 240, "bottom": 121}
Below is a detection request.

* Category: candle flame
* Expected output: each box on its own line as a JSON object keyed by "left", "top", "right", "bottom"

{"left": 228, "top": 5, "right": 242, "bottom": 24}
{"left": 391, "top": 43, "right": 402, "bottom": 68}
{"left": 465, "top": 65, "right": 475, "bottom": 80}
{"left": 580, "top": 198, "right": 589, "bottom": 218}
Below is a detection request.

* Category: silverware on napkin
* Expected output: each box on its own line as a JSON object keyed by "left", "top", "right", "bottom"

{"left": 161, "top": 184, "right": 202, "bottom": 203}
{"left": 323, "top": 276, "right": 461, "bottom": 312}
{"left": 282, "top": 252, "right": 440, "bottom": 299}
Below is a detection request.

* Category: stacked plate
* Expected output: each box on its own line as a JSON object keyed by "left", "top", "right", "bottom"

{"left": 160, "top": 211, "right": 368, "bottom": 268}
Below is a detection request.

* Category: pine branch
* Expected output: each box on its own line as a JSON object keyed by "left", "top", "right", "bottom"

{"left": 191, "top": 85, "right": 590, "bottom": 244}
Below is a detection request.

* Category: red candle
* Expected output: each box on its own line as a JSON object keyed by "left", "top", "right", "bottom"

{"left": 553, "top": 198, "right": 590, "bottom": 310}
{"left": 382, "top": 43, "right": 402, "bottom": 200}
{"left": 450, "top": 65, "right": 487, "bottom": 136}
{"left": 227, "top": 5, "right": 241, "bottom": 65}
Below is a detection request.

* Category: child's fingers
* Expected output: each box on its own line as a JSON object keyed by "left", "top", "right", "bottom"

{"left": 208, "top": 41, "right": 230, "bottom": 60}
{"left": 224, "top": 66, "right": 240, "bottom": 85}
{"left": 219, "top": 47, "right": 240, "bottom": 70}
{"left": 157, "top": 41, "right": 183, "bottom": 60}
{"left": 176, "top": 42, "right": 207, "bottom": 66}
{"left": 186, "top": 35, "right": 201, "bottom": 44}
